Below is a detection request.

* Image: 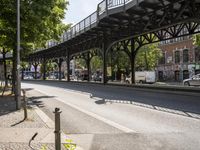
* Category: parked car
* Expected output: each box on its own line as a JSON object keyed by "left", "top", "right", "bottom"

{"left": 92, "top": 73, "right": 102, "bottom": 81}
{"left": 183, "top": 74, "right": 200, "bottom": 86}
{"left": 24, "top": 75, "right": 33, "bottom": 80}
{"left": 125, "top": 71, "right": 156, "bottom": 84}
{"left": 48, "top": 74, "right": 57, "bottom": 79}
{"left": 22, "top": 71, "right": 40, "bottom": 79}
{"left": 78, "top": 70, "right": 88, "bottom": 81}
{"left": 48, "top": 72, "right": 64, "bottom": 79}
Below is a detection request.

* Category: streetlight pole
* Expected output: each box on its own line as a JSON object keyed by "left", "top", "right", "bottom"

{"left": 16, "top": 0, "right": 21, "bottom": 109}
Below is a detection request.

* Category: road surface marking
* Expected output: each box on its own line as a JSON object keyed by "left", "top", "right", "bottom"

{"left": 34, "top": 88, "right": 136, "bottom": 133}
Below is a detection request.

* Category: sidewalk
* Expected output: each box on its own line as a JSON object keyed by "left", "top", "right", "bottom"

{"left": 0, "top": 95, "right": 80, "bottom": 150}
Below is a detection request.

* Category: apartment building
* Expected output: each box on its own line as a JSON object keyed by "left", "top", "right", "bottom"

{"left": 156, "top": 35, "right": 200, "bottom": 82}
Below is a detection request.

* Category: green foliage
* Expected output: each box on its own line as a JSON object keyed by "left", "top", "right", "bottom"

{"left": 112, "top": 51, "right": 130, "bottom": 73}
{"left": 20, "top": 61, "right": 28, "bottom": 69}
{"left": 135, "top": 43, "right": 162, "bottom": 71}
{"left": 40, "top": 61, "right": 57, "bottom": 75}
{"left": 75, "top": 58, "right": 86, "bottom": 69}
{"left": 0, "top": 0, "right": 69, "bottom": 57}
{"left": 193, "top": 34, "right": 200, "bottom": 46}
{"left": 90, "top": 56, "right": 102, "bottom": 72}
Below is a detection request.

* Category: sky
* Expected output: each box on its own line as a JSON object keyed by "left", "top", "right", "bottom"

{"left": 63, "top": 0, "right": 101, "bottom": 25}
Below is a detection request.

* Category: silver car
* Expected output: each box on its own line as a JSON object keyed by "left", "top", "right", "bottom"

{"left": 183, "top": 74, "right": 200, "bottom": 86}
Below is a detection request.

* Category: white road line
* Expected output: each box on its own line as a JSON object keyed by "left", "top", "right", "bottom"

{"left": 63, "top": 89, "right": 90, "bottom": 97}
{"left": 34, "top": 88, "right": 136, "bottom": 133}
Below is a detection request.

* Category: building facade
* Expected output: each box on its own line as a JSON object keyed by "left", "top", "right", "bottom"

{"left": 157, "top": 35, "right": 200, "bottom": 82}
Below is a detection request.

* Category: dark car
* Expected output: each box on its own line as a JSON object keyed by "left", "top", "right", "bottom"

{"left": 92, "top": 72, "right": 102, "bottom": 82}
{"left": 79, "top": 70, "right": 89, "bottom": 81}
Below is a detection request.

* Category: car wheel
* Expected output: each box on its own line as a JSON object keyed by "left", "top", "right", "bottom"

{"left": 184, "top": 81, "right": 190, "bottom": 86}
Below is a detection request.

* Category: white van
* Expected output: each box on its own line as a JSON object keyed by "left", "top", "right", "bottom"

{"left": 125, "top": 71, "right": 156, "bottom": 84}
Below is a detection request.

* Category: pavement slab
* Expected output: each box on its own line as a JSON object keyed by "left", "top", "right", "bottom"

{"left": 0, "top": 95, "right": 83, "bottom": 150}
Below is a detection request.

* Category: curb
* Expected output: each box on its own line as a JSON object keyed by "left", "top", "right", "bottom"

{"left": 46, "top": 80, "right": 200, "bottom": 96}
{"left": 33, "top": 105, "right": 84, "bottom": 150}
{"left": 23, "top": 80, "right": 200, "bottom": 94}
{"left": 34, "top": 106, "right": 54, "bottom": 129}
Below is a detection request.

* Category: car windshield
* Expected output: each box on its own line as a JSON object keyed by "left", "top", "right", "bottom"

{"left": 190, "top": 74, "right": 200, "bottom": 79}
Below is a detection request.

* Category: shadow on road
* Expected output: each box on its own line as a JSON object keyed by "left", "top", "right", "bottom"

{"left": 28, "top": 96, "right": 55, "bottom": 108}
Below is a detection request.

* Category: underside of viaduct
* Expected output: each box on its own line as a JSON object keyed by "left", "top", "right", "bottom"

{"left": 27, "top": 0, "right": 200, "bottom": 84}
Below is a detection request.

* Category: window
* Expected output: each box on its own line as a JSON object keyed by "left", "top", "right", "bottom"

{"left": 158, "top": 71, "right": 164, "bottom": 81}
{"left": 183, "top": 70, "right": 189, "bottom": 80}
{"left": 195, "top": 48, "right": 200, "bottom": 62}
{"left": 183, "top": 49, "right": 189, "bottom": 63}
{"left": 175, "top": 51, "right": 180, "bottom": 63}
{"left": 175, "top": 71, "right": 180, "bottom": 81}
{"left": 159, "top": 52, "right": 165, "bottom": 64}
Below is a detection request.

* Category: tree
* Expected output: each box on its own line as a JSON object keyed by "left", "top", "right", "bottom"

{"left": 193, "top": 34, "right": 200, "bottom": 46}
{"left": 0, "top": 0, "right": 69, "bottom": 55}
{"left": 0, "top": 0, "right": 69, "bottom": 97}
{"left": 90, "top": 56, "right": 102, "bottom": 73}
{"left": 0, "top": 48, "right": 9, "bottom": 85}
{"left": 105, "top": 50, "right": 131, "bottom": 80}
{"left": 193, "top": 34, "right": 200, "bottom": 62}
{"left": 76, "top": 58, "right": 86, "bottom": 69}
{"left": 135, "top": 43, "right": 162, "bottom": 71}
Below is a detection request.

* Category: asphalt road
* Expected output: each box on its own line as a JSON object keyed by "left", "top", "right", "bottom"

{"left": 22, "top": 80, "right": 200, "bottom": 150}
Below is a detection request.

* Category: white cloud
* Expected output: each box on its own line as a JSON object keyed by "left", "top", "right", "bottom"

{"left": 63, "top": 0, "right": 101, "bottom": 25}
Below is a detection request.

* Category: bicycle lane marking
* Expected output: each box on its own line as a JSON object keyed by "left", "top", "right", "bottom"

{"left": 32, "top": 88, "right": 136, "bottom": 133}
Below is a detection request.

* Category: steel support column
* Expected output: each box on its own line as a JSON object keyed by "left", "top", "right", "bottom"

{"left": 110, "top": 48, "right": 114, "bottom": 81}
{"left": 58, "top": 58, "right": 63, "bottom": 81}
{"left": 33, "top": 63, "right": 38, "bottom": 79}
{"left": 86, "top": 52, "right": 91, "bottom": 82}
{"left": 102, "top": 43, "right": 108, "bottom": 84}
{"left": 66, "top": 51, "right": 70, "bottom": 82}
{"left": 130, "top": 39, "right": 136, "bottom": 84}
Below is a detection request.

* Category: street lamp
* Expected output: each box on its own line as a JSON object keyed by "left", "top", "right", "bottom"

{"left": 16, "top": 0, "right": 21, "bottom": 109}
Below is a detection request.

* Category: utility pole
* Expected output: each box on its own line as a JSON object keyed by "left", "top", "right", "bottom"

{"left": 16, "top": 0, "right": 21, "bottom": 109}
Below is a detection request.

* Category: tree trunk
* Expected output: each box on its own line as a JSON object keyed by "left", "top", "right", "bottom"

{"left": 34, "top": 64, "right": 38, "bottom": 79}
{"left": 2, "top": 48, "right": 8, "bottom": 86}
{"left": 12, "top": 48, "right": 17, "bottom": 94}
{"left": 144, "top": 50, "right": 149, "bottom": 70}
{"left": 21, "top": 67, "right": 25, "bottom": 80}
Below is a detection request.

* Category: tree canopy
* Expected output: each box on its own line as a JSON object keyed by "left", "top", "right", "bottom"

{"left": 193, "top": 34, "right": 200, "bottom": 46}
{"left": 135, "top": 43, "right": 162, "bottom": 71}
{"left": 0, "top": 0, "right": 69, "bottom": 56}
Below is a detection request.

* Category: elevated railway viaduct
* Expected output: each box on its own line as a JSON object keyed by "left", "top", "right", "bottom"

{"left": 28, "top": 0, "right": 200, "bottom": 83}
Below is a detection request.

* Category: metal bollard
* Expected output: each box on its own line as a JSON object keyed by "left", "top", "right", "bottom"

{"left": 54, "top": 108, "right": 62, "bottom": 150}
{"left": 22, "top": 89, "right": 27, "bottom": 120}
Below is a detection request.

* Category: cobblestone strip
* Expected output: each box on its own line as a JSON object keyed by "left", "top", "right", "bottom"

{"left": 0, "top": 109, "right": 47, "bottom": 128}
{"left": 0, "top": 143, "right": 68, "bottom": 150}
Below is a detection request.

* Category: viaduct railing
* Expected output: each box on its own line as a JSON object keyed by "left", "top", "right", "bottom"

{"left": 48, "top": 0, "right": 135, "bottom": 48}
